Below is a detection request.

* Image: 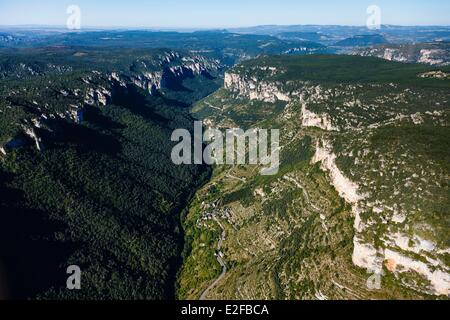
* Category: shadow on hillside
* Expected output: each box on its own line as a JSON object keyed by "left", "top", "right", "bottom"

{"left": 39, "top": 118, "right": 123, "bottom": 157}
{"left": 84, "top": 105, "right": 127, "bottom": 131}
{"left": 0, "top": 170, "right": 72, "bottom": 299}
{"left": 112, "top": 84, "right": 188, "bottom": 123}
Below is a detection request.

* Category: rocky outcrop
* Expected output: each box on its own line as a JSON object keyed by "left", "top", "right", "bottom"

{"left": 22, "top": 125, "right": 43, "bottom": 152}
{"left": 418, "top": 49, "right": 448, "bottom": 66}
{"left": 312, "top": 139, "right": 450, "bottom": 296}
{"left": 110, "top": 54, "right": 222, "bottom": 96}
{"left": 355, "top": 44, "right": 450, "bottom": 66}
{"left": 384, "top": 249, "right": 450, "bottom": 296}
{"left": 224, "top": 72, "right": 341, "bottom": 131}
{"left": 312, "top": 140, "right": 364, "bottom": 204}
{"left": 355, "top": 47, "right": 409, "bottom": 63}
{"left": 224, "top": 72, "right": 291, "bottom": 103}
{"left": 69, "top": 105, "right": 84, "bottom": 123}
{"left": 84, "top": 87, "right": 112, "bottom": 106}
{"left": 130, "top": 72, "right": 163, "bottom": 94}
{"left": 419, "top": 71, "right": 450, "bottom": 80}
{"left": 301, "top": 104, "right": 337, "bottom": 131}
{"left": 381, "top": 48, "right": 408, "bottom": 63}
{"left": 311, "top": 140, "right": 377, "bottom": 273}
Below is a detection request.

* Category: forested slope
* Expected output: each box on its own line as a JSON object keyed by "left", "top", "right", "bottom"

{"left": 0, "top": 48, "right": 220, "bottom": 299}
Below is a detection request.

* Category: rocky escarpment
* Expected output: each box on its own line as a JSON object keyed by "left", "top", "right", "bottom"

{"left": 224, "top": 70, "right": 339, "bottom": 131}
{"left": 310, "top": 140, "right": 380, "bottom": 277}
{"left": 126, "top": 52, "right": 223, "bottom": 95}
{"left": 224, "top": 72, "right": 291, "bottom": 103}
{"left": 355, "top": 43, "right": 450, "bottom": 66}
{"left": 220, "top": 58, "right": 450, "bottom": 297}
{"left": 107, "top": 52, "right": 222, "bottom": 96}
{"left": 0, "top": 51, "right": 223, "bottom": 157}
{"left": 311, "top": 140, "right": 364, "bottom": 204}
{"left": 311, "top": 138, "right": 450, "bottom": 296}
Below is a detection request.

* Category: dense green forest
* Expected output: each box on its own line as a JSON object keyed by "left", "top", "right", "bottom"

{"left": 0, "top": 48, "right": 218, "bottom": 299}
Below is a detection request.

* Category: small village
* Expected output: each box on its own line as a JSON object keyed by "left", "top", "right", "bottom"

{"left": 196, "top": 199, "right": 234, "bottom": 229}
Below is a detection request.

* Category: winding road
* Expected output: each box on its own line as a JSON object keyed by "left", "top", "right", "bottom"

{"left": 199, "top": 175, "right": 324, "bottom": 299}
{"left": 200, "top": 217, "right": 227, "bottom": 300}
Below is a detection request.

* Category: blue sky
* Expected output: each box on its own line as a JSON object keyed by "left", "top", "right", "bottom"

{"left": 0, "top": 0, "right": 449, "bottom": 28}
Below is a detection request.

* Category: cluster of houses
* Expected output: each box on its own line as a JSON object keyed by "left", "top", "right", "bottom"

{"left": 197, "top": 199, "right": 234, "bottom": 228}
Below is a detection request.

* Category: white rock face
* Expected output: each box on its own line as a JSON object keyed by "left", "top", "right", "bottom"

{"left": 384, "top": 249, "right": 450, "bottom": 296}
{"left": 131, "top": 72, "right": 163, "bottom": 94}
{"left": 357, "top": 46, "right": 450, "bottom": 66}
{"left": 391, "top": 211, "right": 406, "bottom": 224}
{"left": 312, "top": 140, "right": 387, "bottom": 275}
{"left": 410, "top": 113, "right": 424, "bottom": 125}
{"left": 224, "top": 72, "right": 291, "bottom": 103}
{"left": 382, "top": 48, "right": 408, "bottom": 62}
{"left": 418, "top": 49, "right": 446, "bottom": 66}
{"left": 170, "top": 63, "right": 211, "bottom": 77}
{"left": 110, "top": 72, "right": 127, "bottom": 87}
{"left": 85, "top": 87, "right": 111, "bottom": 106}
{"left": 388, "top": 233, "right": 436, "bottom": 254}
{"left": 419, "top": 71, "right": 450, "bottom": 79}
{"left": 226, "top": 61, "right": 450, "bottom": 296}
{"left": 301, "top": 104, "right": 337, "bottom": 131}
{"left": 353, "top": 238, "right": 382, "bottom": 272}
{"left": 311, "top": 140, "right": 380, "bottom": 273}
{"left": 22, "top": 126, "right": 43, "bottom": 152}
{"left": 128, "top": 56, "right": 221, "bottom": 95}
{"left": 69, "top": 105, "right": 84, "bottom": 123}
{"left": 357, "top": 48, "right": 408, "bottom": 63}
{"left": 312, "top": 139, "right": 450, "bottom": 296}
{"left": 312, "top": 140, "right": 363, "bottom": 204}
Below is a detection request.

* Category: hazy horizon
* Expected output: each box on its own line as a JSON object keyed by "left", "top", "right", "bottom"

{"left": 1, "top": 23, "right": 450, "bottom": 33}
{"left": 0, "top": 0, "right": 449, "bottom": 29}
